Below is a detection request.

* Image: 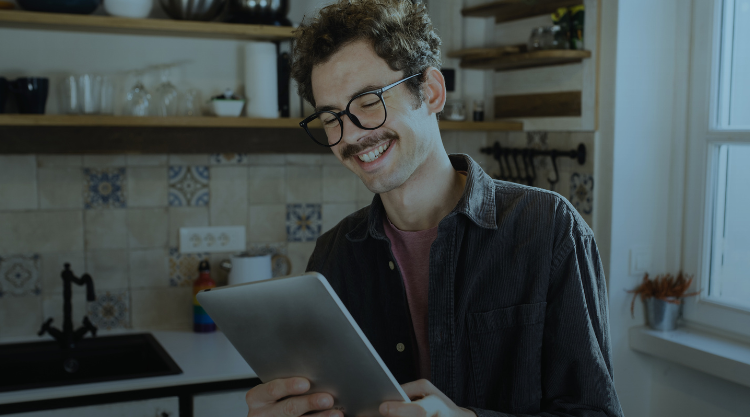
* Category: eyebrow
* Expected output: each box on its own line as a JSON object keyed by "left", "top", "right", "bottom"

{"left": 315, "top": 83, "right": 382, "bottom": 112}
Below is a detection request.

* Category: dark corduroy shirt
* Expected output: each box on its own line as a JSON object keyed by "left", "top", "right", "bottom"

{"left": 306, "top": 154, "right": 624, "bottom": 417}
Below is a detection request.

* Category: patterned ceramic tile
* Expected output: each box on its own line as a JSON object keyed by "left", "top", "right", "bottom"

{"left": 84, "top": 167, "right": 126, "bottom": 209}
{"left": 168, "top": 247, "right": 209, "bottom": 287}
{"left": 210, "top": 153, "right": 248, "bottom": 165}
{"left": 286, "top": 204, "right": 322, "bottom": 242}
{"left": 168, "top": 166, "right": 210, "bottom": 207}
{"left": 87, "top": 289, "right": 130, "bottom": 330}
{"left": 0, "top": 254, "right": 41, "bottom": 297}
{"left": 570, "top": 173, "right": 594, "bottom": 215}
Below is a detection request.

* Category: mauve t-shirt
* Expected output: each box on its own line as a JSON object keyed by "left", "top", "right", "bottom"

{"left": 381, "top": 171, "right": 467, "bottom": 381}
{"left": 383, "top": 216, "right": 437, "bottom": 381}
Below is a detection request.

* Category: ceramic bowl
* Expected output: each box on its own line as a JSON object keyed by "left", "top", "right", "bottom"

{"left": 211, "top": 99, "right": 245, "bottom": 117}
{"left": 158, "top": 0, "right": 226, "bottom": 21}
{"left": 103, "top": 0, "right": 152, "bottom": 18}
{"left": 16, "top": 0, "right": 101, "bottom": 14}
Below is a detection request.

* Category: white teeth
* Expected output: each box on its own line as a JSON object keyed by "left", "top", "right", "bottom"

{"left": 358, "top": 141, "right": 391, "bottom": 163}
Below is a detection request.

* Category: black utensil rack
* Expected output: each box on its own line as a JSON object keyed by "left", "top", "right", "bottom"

{"left": 480, "top": 142, "right": 586, "bottom": 189}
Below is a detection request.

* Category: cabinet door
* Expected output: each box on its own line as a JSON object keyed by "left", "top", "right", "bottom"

{"left": 193, "top": 389, "right": 250, "bottom": 417}
{"left": 4, "top": 397, "right": 179, "bottom": 417}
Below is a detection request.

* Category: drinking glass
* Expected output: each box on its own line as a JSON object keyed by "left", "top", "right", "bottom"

{"left": 152, "top": 68, "right": 179, "bottom": 117}
{"left": 78, "top": 74, "right": 101, "bottom": 114}
{"left": 178, "top": 88, "right": 202, "bottom": 117}
{"left": 99, "top": 76, "right": 114, "bottom": 115}
{"left": 124, "top": 73, "right": 150, "bottom": 116}
{"left": 59, "top": 75, "right": 80, "bottom": 114}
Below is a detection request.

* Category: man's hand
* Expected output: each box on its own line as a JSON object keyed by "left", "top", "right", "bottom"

{"left": 379, "top": 380, "right": 477, "bottom": 417}
{"left": 245, "top": 377, "right": 343, "bottom": 417}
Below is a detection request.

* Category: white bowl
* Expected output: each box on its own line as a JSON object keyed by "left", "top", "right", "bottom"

{"left": 104, "top": 0, "right": 153, "bottom": 18}
{"left": 211, "top": 99, "right": 245, "bottom": 117}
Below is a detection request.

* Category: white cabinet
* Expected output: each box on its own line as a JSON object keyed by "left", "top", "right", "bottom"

{"left": 193, "top": 389, "right": 249, "bottom": 417}
{"left": 4, "top": 397, "right": 179, "bottom": 417}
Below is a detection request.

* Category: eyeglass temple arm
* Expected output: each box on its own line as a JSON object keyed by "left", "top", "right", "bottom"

{"left": 380, "top": 73, "right": 421, "bottom": 93}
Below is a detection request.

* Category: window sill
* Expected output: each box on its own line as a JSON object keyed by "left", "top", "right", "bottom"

{"left": 629, "top": 325, "right": 750, "bottom": 388}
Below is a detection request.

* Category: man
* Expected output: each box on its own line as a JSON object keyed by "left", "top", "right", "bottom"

{"left": 245, "top": 1, "right": 623, "bottom": 416}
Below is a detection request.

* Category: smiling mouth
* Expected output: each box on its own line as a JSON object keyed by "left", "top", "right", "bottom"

{"left": 357, "top": 141, "right": 391, "bottom": 163}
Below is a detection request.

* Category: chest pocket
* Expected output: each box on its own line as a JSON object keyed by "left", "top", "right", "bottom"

{"left": 467, "top": 302, "right": 546, "bottom": 413}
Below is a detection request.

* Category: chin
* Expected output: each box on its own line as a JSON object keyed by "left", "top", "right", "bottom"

{"left": 358, "top": 168, "right": 411, "bottom": 194}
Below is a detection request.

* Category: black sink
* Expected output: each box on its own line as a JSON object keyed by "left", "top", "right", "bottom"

{"left": 0, "top": 333, "right": 182, "bottom": 392}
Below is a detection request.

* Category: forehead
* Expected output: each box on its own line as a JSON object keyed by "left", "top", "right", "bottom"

{"left": 311, "top": 39, "right": 401, "bottom": 108}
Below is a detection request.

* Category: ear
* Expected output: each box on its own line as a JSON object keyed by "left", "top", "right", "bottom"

{"left": 421, "top": 67, "right": 446, "bottom": 116}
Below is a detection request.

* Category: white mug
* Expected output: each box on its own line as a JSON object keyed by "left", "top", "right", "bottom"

{"left": 222, "top": 254, "right": 272, "bottom": 286}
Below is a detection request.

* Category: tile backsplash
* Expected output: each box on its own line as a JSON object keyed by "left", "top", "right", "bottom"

{"left": 0, "top": 131, "right": 594, "bottom": 339}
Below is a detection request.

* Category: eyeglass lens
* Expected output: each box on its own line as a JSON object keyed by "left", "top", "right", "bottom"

{"left": 307, "top": 93, "right": 386, "bottom": 146}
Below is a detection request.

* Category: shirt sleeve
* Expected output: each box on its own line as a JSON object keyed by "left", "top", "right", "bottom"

{"left": 467, "top": 208, "right": 624, "bottom": 417}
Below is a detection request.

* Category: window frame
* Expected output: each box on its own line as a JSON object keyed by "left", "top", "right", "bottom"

{"left": 682, "top": 0, "right": 750, "bottom": 337}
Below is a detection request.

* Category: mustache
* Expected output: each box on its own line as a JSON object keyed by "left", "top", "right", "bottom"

{"left": 340, "top": 131, "right": 399, "bottom": 160}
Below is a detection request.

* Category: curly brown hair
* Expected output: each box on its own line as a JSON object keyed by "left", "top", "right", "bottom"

{"left": 291, "top": 0, "right": 442, "bottom": 109}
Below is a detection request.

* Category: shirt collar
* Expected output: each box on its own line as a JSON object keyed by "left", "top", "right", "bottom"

{"left": 346, "top": 154, "right": 498, "bottom": 242}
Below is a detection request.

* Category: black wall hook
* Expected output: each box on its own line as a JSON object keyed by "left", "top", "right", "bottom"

{"left": 480, "top": 142, "right": 587, "bottom": 189}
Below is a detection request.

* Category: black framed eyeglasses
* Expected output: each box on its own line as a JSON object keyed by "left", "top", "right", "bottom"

{"left": 299, "top": 73, "right": 421, "bottom": 147}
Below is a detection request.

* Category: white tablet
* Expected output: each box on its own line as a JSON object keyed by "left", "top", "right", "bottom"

{"left": 196, "top": 272, "right": 410, "bottom": 416}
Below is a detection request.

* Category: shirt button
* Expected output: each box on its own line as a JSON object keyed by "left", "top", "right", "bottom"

{"left": 396, "top": 343, "right": 405, "bottom": 352}
{"left": 388, "top": 261, "right": 395, "bottom": 270}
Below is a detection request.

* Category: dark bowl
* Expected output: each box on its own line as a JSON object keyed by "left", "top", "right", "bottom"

{"left": 226, "top": 0, "right": 290, "bottom": 26}
{"left": 16, "top": 0, "right": 101, "bottom": 14}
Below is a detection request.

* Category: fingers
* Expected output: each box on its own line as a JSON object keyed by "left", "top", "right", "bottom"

{"left": 381, "top": 394, "right": 443, "bottom": 417}
{"left": 399, "top": 379, "right": 438, "bottom": 400}
{"left": 246, "top": 377, "right": 310, "bottom": 406}
{"left": 301, "top": 409, "right": 345, "bottom": 417}
{"left": 273, "top": 393, "right": 336, "bottom": 417}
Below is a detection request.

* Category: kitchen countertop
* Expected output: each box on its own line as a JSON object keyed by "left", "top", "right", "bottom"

{"left": 0, "top": 330, "right": 257, "bottom": 405}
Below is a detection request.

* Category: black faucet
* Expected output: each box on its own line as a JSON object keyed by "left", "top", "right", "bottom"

{"left": 38, "top": 263, "right": 98, "bottom": 349}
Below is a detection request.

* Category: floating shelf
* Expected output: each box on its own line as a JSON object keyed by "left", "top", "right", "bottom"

{"left": 0, "top": 115, "right": 522, "bottom": 130}
{"left": 446, "top": 45, "right": 522, "bottom": 59}
{"left": 0, "top": 115, "right": 310, "bottom": 128}
{"left": 0, "top": 9, "right": 295, "bottom": 40}
{"left": 0, "top": 116, "right": 522, "bottom": 154}
{"left": 462, "top": 0, "right": 583, "bottom": 24}
{"left": 495, "top": 91, "right": 581, "bottom": 118}
{"left": 458, "top": 49, "right": 591, "bottom": 71}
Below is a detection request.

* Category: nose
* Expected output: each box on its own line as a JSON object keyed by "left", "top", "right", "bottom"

{"left": 338, "top": 111, "right": 368, "bottom": 145}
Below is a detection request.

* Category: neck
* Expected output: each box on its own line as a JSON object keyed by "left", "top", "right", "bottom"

{"left": 380, "top": 138, "right": 467, "bottom": 232}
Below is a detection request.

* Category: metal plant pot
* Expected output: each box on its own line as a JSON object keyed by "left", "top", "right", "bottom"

{"left": 646, "top": 297, "right": 681, "bottom": 331}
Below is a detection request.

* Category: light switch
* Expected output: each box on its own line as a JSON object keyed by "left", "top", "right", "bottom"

{"left": 629, "top": 247, "right": 652, "bottom": 276}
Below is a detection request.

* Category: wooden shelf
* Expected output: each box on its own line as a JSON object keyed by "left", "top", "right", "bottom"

{"left": 439, "top": 120, "right": 522, "bottom": 131}
{"left": 458, "top": 49, "right": 591, "bottom": 71}
{"left": 0, "top": 116, "right": 522, "bottom": 154}
{"left": 0, "top": 9, "right": 295, "bottom": 40}
{"left": 0, "top": 115, "right": 308, "bottom": 128}
{"left": 462, "top": 0, "right": 583, "bottom": 24}
{"left": 0, "top": 115, "right": 522, "bottom": 130}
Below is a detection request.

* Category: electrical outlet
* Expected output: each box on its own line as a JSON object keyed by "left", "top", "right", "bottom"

{"left": 179, "top": 226, "right": 246, "bottom": 253}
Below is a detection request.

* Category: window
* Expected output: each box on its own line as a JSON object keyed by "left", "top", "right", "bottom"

{"left": 705, "top": 0, "right": 750, "bottom": 311}
{"left": 707, "top": 144, "right": 750, "bottom": 310}
{"left": 682, "top": 0, "right": 750, "bottom": 335}
{"left": 716, "top": 0, "right": 750, "bottom": 129}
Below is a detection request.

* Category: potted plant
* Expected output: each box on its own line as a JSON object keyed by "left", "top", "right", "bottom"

{"left": 629, "top": 272, "right": 699, "bottom": 331}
